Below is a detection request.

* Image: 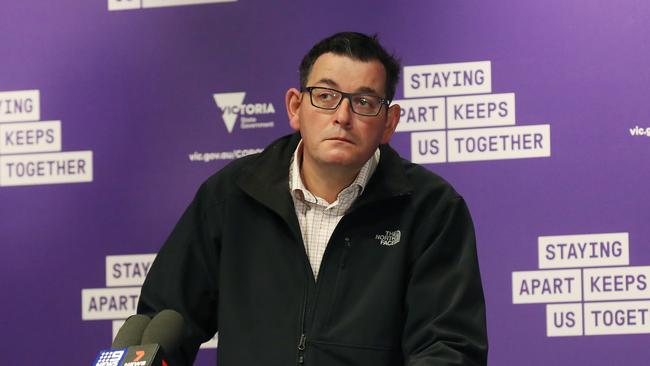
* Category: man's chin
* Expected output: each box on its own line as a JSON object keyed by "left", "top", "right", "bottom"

{"left": 319, "top": 152, "right": 366, "bottom": 170}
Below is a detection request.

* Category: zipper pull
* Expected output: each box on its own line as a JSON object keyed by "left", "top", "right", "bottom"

{"left": 341, "top": 237, "right": 351, "bottom": 269}
{"left": 298, "top": 333, "right": 306, "bottom": 350}
{"left": 297, "top": 333, "right": 306, "bottom": 364}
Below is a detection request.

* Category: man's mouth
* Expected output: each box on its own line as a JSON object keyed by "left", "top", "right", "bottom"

{"left": 327, "top": 136, "right": 353, "bottom": 144}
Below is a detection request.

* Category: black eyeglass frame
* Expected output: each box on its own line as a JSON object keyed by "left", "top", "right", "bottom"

{"left": 300, "top": 86, "right": 391, "bottom": 117}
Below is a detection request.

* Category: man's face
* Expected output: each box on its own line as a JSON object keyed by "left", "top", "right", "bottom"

{"left": 286, "top": 53, "right": 400, "bottom": 173}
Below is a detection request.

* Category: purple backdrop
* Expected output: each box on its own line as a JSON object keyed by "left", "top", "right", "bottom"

{"left": 1, "top": 0, "right": 649, "bottom": 364}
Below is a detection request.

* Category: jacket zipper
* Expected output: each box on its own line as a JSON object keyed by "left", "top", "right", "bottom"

{"left": 297, "top": 333, "right": 306, "bottom": 364}
{"left": 297, "top": 244, "right": 310, "bottom": 365}
{"left": 324, "top": 236, "right": 351, "bottom": 328}
{"left": 341, "top": 237, "right": 351, "bottom": 269}
{"left": 297, "top": 285, "right": 308, "bottom": 364}
{"left": 296, "top": 230, "right": 351, "bottom": 364}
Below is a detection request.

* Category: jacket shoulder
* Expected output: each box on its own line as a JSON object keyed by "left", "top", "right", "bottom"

{"left": 199, "top": 133, "right": 298, "bottom": 200}
{"left": 399, "top": 157, "right": 463, "bottom": 201}
{"left": 199, "top": 152, "right": 260, "bottom": 201}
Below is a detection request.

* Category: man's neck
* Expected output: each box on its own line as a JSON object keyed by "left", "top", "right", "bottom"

{"left": 300, "top": 157, "right": 361, "bottom": 204}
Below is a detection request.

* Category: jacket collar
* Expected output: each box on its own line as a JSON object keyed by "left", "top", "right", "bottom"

{"left": 236, "top": 133, "right": 413, "bottom": 229}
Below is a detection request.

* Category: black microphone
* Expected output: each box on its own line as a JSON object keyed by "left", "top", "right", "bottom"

{"left": 113, "top": 314, "right": 152, "bottom": 349}
{"left": 117, "top": 309, "right": 185, "bottom": 366}
{"left": 91, "top": 314, "right": 151, "bottom": 366}
{"left": 141, "top": 309, "right": 185, "bottom": 356}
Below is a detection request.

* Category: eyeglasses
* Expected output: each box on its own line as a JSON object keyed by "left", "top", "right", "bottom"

{"left": 301, "top": 86, "right": 390, "bottom": 117}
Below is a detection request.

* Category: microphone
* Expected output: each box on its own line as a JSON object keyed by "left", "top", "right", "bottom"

{"left": 91, "top": 310, "right": 184, "bottom": 366}
{"left": 116, "top": 310, "right": 185, "bottom": 366}
{"left": 112, "top": 314, "right": 152, "bottom": 349}
{"left": 141, "top": 309, "right": 185, "bottom": 356}
{"left": 91, "top": 314, "right": 151, "bottom": 366}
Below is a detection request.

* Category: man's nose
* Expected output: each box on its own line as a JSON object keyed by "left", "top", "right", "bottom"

{"left": 335, "top": 97, "right": 352, "bottom": 128}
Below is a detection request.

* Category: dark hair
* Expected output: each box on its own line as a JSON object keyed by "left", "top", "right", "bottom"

{"left": 299, "top": 32, "right": 401, "bottom": 101}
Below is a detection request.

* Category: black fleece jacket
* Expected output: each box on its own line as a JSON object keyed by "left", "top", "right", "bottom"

{"left": 138, "top": 133, "right": 488, "bottom": 365}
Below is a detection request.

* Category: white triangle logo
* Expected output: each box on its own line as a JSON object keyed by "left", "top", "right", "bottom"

{"left": 213, "top": 92, "right": 246, "bottom": 133}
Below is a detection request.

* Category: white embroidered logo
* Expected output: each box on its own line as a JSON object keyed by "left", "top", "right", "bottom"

{"left": 375, "top": 230, "right": 401, "bottom": 246}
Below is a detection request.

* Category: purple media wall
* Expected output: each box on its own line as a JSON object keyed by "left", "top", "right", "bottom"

{"left": 1, "top": 0, "right": 649, "bottom": 364}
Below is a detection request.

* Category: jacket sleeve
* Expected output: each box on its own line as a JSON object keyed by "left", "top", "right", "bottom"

{"left": 403, "top": 196, "right": 488, "bottom": 366}
{"left": 137, "top": 182, "right": 220, "bottom": 366}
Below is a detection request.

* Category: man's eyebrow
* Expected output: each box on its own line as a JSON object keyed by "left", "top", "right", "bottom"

{"left": 354, "top": 86, "right": 381, "bottom": 95}
{"left": 313, "top": 79, "right": 381, "bottom": 95}
{"left": 313, "top": 78, "right": 340, "bottom": 88}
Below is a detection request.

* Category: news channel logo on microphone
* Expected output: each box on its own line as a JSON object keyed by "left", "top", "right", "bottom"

{"left": 92, "top": 349, "right": 126, "bottom": 366}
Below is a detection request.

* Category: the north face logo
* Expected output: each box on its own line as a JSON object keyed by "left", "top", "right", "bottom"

{"left": 375, "top": 230, "right": 401, "bottom": 246}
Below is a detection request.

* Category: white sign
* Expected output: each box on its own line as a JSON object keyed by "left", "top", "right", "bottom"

{"left": 538, "top": 232, "right": 629, "bottom": 269}
{"left": 512, "top": 269, "right": 582, "bottom": 304}
{"left": 0, "top": 120, "right": 61, "bottom": 155}
{"left": 410, "top": 131, "right": 447, "bottom": 164}
{"left": 404, "top": 61, "right": 492, "bottom": 98}
{"left": 0, "top": 150, "right": 93, "bottom": 186}
{"left": 394, "top": 97, "right": 445, "bottom": 132}
{"left": 447, "top": 124, "right": 550, "bottom": 162}
{"left": 81, "top": 287, "right": 141, "bottom": 320}
{"left": 447, "top": 93, "right": 515, "bottom": 129}
{"left": 106, "top": 254, "right": 156, "bottom": 287}
{"left": 0, "top": 90, "right": 39, "bottom": 123}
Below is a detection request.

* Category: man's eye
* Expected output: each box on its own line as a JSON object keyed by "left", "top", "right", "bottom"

{"left": 355, "top": 97, "right": 376, "bottom": 108}
{"left": 315, "top": 91, "right": 337, "bottom": 101}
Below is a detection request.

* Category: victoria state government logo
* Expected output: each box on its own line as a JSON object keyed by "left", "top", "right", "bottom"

{"left": 213, "top": 92, "right": 276, "bottom": 133}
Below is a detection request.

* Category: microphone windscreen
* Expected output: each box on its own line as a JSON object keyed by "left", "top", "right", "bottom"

{"left": 141, "top": 309, "right": 185, "bottom": 354}
{"left": 112, "top": 314, "right": 151, "bottom": 349}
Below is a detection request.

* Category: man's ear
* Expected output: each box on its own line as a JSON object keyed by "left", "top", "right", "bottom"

{"left": 286, "top": 88, "right": 303, "bottom": 131}
{"left": 381, "top": 104, "right": 401, "bottom": 143}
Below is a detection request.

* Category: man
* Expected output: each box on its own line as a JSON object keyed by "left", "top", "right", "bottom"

{"left": 138, "top": 32, "right": 488, "bottom": 365}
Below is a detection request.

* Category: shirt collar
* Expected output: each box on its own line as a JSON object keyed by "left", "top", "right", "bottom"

{"left": 288, "top": 140, "right": 380, "bottom": 202}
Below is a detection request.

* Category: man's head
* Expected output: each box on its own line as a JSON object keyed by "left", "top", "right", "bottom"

{"left": 299, "top": 32, "right": 400, "bottom": 101}
{"left": 285, "top": 32, "right": 402, "bottom": 177}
